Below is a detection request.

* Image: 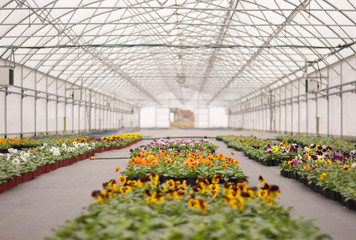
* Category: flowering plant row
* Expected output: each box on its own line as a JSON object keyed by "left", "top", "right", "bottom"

{"left": 276, "top": 136, "right": 356, "bottom": 209}
{"left": 0, "top": 137, "right": 42, "bottom": 152}
{"left": 130, "top": 138, "right": 218, "bottom": 158}
{"left": 122, "top": 139, "right": 246, "bottom": 180}
{"left": 0, "top": 133, "right": 142, "bottom": 153}
{"left": 217, "top": 135, "right": 356, "bottom": 210}
{"left": 217, "top": 135, "right": 285, "bottom": 166}
{"left": 48, "top": 174, "right": 326, "bottom": 240}
{"left": 0, "top": 133, "right": 142, "bottom": 194}
{"left": 276, "top": 135, "right": 355, "bottom": 153}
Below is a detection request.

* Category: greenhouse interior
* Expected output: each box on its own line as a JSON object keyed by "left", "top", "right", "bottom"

{"left": 0, "top": 0, "right": 356, "bottom": 239}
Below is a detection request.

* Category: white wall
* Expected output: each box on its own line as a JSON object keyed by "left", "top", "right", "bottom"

{"left": 139, "top": 107, "right": 228, "bottom": 128}
{"left": 209, "top": 107, "right": 228, "bottom": 128}
{"left": 140, "top": 107, "right": 156, "bottom": 128}
{"left": 229, "top": 55, "right": 356, "bottom": 137}
{"left": 0, "top": 61, "right": 138, "bottom": 137}
{"left": 195, "top": 108, "right": 209, "bottom": 128}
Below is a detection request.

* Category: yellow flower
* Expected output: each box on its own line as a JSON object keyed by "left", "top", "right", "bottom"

{"left": 91, "top": 191, "right": 104, "bottom": 204}
{"left": 118, "top": 176, "right": 127, "bottom": 184}
{"left": 149, "top": 172, "right": 159, "bottom": 186}
{"left": 188, "top": 198, "right": 207, "bottom": 214}
{"left": 343, "top": 165, "right": 351, "bottom": 170}
{"left": 237, "top": 196, "right": 244, "bottom": 210}
{"left": 146, "top": 190, "right": 165, "bottom": 204}
{"left": 137, "top": 179, "right": 147, "bottom": 188}
{"left": 119, "top": 185, "right": 131, "bottom": 195}
{"left": 257, "top": 189, "right": 268, "bottom": 201}
{"left": 319, "top": 172, "right": 326, "bottom": 180}
{"left": 258, "top": 176, "right": 265, "bottom": 184}
{"left": 209, "top": 184, "right": 219, "bottom": 197}
{"left": 165, "top": 179, "right": 175, "bottom": 188}
{"left": 188, "top": 198, "right": 199, "bottom": 208}
{"left": 182, "top": 180, "right": 188, "bottom": 189}
{"left": 126, "top": 179, "right": 137, "bottom": 187}
{"left": 212, "top": 174, "right": 222, "bottom": 184}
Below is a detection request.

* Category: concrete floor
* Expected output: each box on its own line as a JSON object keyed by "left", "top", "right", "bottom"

{"left": 0, "top": 129, "right": 355, "bottom": 239}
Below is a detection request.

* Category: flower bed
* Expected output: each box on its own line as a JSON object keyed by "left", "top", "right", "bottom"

{"left": 0, "top": 133, "right": 142, "bottom": 194}
{"left": 48, "top": 173, "right": 327, "bottom": 240}
{"left": 217, "top": 135, "right": 356, "bottom": 210}
{"left": 216, "top": 135, "right": 286, "bottom": 166}
{"left": 0, "top": 137, "right": 42, "bottom": 153}
{"left": 123, "top": 139, "right": 246, "bottom": 181}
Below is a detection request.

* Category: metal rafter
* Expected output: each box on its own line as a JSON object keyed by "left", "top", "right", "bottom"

{"left": 207, "top": 0, "right": 312, "bottom": 104}
{"left": 1, "top": 0, "right": 355, "bottom": 108}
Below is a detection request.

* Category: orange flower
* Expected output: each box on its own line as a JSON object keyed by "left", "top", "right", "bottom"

{"left": 230, "top": 151, "right": 235, "bottom": 156}
{"left": 207, "top": 161, "right": 213, "bottom": 166}
{"left": 151, "top": 160, "right": 160, "bottom": 166}
{"left": 221, "top": 164, "right": 228, "bottom": 168}
{"left": 115, "top": 166, "right": 121, "bottom": 172}
{"left": 189, "top": 164, "right": 196, "bottom": 169}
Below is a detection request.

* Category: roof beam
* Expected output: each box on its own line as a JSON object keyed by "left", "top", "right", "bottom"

{"left": 207, "top": 0, "right": 312, "bottom": 105}
{"left": 199, "top": 0, "right": 239, "bottom": 93}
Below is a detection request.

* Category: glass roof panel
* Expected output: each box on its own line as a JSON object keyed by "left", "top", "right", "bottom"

{"left": 0, "top": 0, "right": 355, "bottom": 107}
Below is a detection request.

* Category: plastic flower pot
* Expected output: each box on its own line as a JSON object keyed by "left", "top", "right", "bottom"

{"left": 173, "top": 177, "right": 184, "bottom": 182}
{"left": 21, "top": 172, "right": 28, "bottom": 183}
{"left": 301, "top": 177, "right": 308, "bottom": 186}
{"left": 330, "top": 190, "right": 341, "bottom": 203}
{"left": 159, "top": 176, "right": 170, "bottom": 184}
{"left": 0, "top": 181, "right": 7, "bottom": 193}
{"left": 322, "top": 188, "right": 331, "bottom": 199}
{"left": 49, "top": 162, "right": 56, "bottom": 171}
{"left": 55, "top": 161, "right": 60, "bottom": 169}
{"left": 44, "top": 164, "right": 51, "bottom": 173}
{"left": 186, "top": 177, "right": 196, "bottom": 186}
{"left": 36, "top": 166, "right": 42, "bottom": 176}
{"left": 29, "top": 171, "right": 36, "bottom": 180}
{"left": 7, "top": 177, "right": 16, "bottom": 189}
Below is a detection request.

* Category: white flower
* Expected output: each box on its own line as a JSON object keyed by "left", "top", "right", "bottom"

{"left": 8, "top": 148, "right": 17, "bottom": 154}
{"left": 351, "top": 163, "right": 356, "bottom": 169}
{"left": 7, "top": 154, "right": 11, "bottom": 161}
{"left": 20, "top": 156, "right": 27, "bottom": 162}
{"left": 21, "top": 152, "right": 30, "bottom": 158}
{"left": 12, "top": 158, "right": 20, "bottom": 165}
{"left": 67, "top": 147, "right": 75, "bottom": 152}
{"left": 53, "top": 150, "right": 61, "bottom": 156}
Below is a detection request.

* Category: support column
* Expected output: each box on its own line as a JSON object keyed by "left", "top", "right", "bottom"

{"left": 46, "top": 75, "right": 48, "bottom": 135}
{"left": 327, "top": 67, "right": 330, "bottom": 137}
{"left": 56, "top": 78, "right": 58, "bottom": 134}
{"left": 298, "top": 78, "right": 300, "bottom": 134}
{"left": 34, "top": 72, "right": 37, "bottom": 136}
{"left": 340, "top": 61, "right": 343, "bottom": 138}
{"left": 4, "top": 87, "right": 7, "bottom": 138}
{"left": 20, "top": 66, "right": 24, "bottom": 137}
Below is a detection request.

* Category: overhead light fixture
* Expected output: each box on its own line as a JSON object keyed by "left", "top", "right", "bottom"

{"left": 176, "top": 74, "right": 186, "bottom": 85}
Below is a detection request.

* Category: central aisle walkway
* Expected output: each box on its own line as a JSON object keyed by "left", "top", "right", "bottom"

{"left": 0, "top": 129, "right": 355, "bottom": 239}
